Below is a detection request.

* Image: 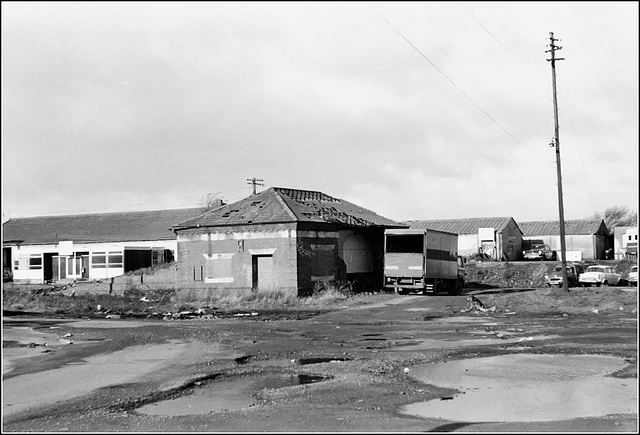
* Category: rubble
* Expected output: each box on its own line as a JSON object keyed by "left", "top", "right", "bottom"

{"left": 460, "top": 295, "right": 496, "bottom": 314}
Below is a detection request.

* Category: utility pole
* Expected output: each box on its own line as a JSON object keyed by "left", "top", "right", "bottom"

{"left": 246, "top": 177, "right": 264, "bottom": 195}
{"left": 546, "top": 32, "right": 569, "bottom": 293}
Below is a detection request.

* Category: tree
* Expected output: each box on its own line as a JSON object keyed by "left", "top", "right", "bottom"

{"left": 200, "top": 193, "right": 226, "bottom": 212}
{"left": 591, "top": 206, "right": 638, "bottom": 233}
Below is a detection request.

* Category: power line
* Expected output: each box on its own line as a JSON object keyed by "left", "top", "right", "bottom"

{"left": 369, "top": 4, "right": 525, "bottom": 146}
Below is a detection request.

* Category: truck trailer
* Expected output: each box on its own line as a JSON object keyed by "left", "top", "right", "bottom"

{"left": 383, "top": 228, "right": 462, "bottom": 295}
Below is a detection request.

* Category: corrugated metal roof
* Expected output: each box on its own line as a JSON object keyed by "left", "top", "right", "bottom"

{"left": 2, "top": 208, "right": 205, "bottom": 245}
{"left": 519, "top": 219, "right": 607, "bottom": 236}
{"left": 174, "top": 187, "right": 404, "bottom": 230}
{"left": 403, "top": 217, "right": 518, "bottom": 235}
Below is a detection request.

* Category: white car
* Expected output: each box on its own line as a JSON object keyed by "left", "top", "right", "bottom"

{"left": 627, "top": 265, "right": 638, "bottom": 286}
{"left": 578, "top": 265, "right": 622, "bottom": 287}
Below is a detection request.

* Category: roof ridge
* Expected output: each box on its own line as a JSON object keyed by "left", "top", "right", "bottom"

{"left": 272, "top": 188, "right": 299, "bottom": 221}
{"left": 5, "top": 207, "right": 204, "bottom": 221}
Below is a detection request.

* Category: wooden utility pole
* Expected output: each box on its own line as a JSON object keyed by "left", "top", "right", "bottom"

{"left": 546, "top": 32, "right": 569, "bottom": 293}
{"left": 246, "top": 177, "right": 264, "bottom": 195}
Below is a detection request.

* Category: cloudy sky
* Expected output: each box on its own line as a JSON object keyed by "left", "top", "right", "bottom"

{"left": 2, "top": 1, "right": 638, "bottom": 225}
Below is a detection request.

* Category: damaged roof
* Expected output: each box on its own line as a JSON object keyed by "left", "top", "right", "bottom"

{"left": 173, "top": 187, "right": 404, "bottom": 230}
{"left": 2, "top": 208, "right": 206, "bottom": 245}
{"left": 404, "top": 217, "right": 520, "bottom": 235}
{"left": 519, "top": 219, "right": 608, "bottom": 236}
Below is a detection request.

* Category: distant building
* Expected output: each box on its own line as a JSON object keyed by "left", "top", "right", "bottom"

{"left": 519, "top": 219, "right": 609, "bottom": 261}
{"left": 2, "top": 208, "right": 205, "bottom": 284}
{"left": 613, "top": 226, "right": 638, "bottom": 259}
{"left": 402, "top": 217, "right": 523, "bottom": 261}
{"left": 172, "top": 187, "right": 404, "bottom": 297}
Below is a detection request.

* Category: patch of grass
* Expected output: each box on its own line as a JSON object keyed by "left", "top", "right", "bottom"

{"left": 491, "top": 287, "right": 637, "bottom": 314}
{"left": 204, "top": 282, "right": 364, "bottom": 311}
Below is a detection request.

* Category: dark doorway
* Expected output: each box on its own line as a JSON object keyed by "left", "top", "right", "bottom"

{"left": 43, "top": 253, "right": 56, "bottom": 282}
{"left": 124, "top": 249, "right": 152, "bottom": 272}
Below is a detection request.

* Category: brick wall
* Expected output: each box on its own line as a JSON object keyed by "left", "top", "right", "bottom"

{"left": 175, "top": 223, "right": 298, "bottom": 295}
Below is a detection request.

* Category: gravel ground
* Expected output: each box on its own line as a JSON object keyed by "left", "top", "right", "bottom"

{"left": 2, "top": 288, "right": 638, "bottom": 432}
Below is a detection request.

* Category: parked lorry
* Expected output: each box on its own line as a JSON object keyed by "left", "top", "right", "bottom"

{"left": 383, "top": 228, "right": 463, "bottom": 295}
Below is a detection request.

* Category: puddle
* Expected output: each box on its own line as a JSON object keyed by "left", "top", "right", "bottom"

{"left": 298, "top": 357, "right": 350, "bottom": 365}
{"left": 389, "top": 335, "right": 559, "bottom": 351}
{"left": 3, "top": 340, "right": 193, "bottom": 417}
{"left": 137, "top": 373, "right": 331, "bottom": 416}
{"left": 401, "top": 354, "right": 637, "bottom": 422}
{"left": 246, "top": 358, "right": 298, "bottom": 368}
{"left": 438, "top": 317, "right": 494, "bottom": 324}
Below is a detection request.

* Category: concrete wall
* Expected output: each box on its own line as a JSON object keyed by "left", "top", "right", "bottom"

{"left": 175, "top": 223, "right": 299, "bottom": 297}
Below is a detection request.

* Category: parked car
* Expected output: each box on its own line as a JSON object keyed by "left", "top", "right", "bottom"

{"left": 578, "top": 265, "right": 622, "bottom": 287}
{"left": 523, "top": 243, "right": 557, "bottom": 261}
{"left": 545, "top": 263, "right": 585, "bottom": 288}
{"left": 627, "top": 265, "right": 638, "bottom": 287}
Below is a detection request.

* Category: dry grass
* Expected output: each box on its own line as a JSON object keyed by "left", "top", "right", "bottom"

{"left": 486, "top": 287, "right": 638, "bottom": 315}
{"left": 2, "top": 282, "right": 372, "bottom": 315}
{"left": 3, "top": 279, "right": 636, "bottom": 317}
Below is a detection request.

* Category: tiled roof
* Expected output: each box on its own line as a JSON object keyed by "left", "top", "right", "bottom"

{"left": 403, "top": 217, "right": 519, "bottom": 235}
{"left": 174, "top": 187, "right": 404, "bottom": 230}
{"left": 2, "top": 208, "right": 205, "bottom": 245}
{"left": 519, "top": 219, "right": 607, "bottom": 236}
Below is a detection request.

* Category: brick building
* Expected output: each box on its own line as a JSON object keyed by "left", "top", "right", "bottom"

{"left": 172, "top": 187, "right": 404, "bottom": 297}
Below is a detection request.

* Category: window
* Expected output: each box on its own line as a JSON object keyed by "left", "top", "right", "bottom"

{"left": 29, "top": 255, "right": 42, "bottom": 270}
{"left": 108, "top": 252, "right": 123, "bottom": 268}
{"left": 92, "top": 251, "right": 123, "bottom": 268}
{"left": 152, "top": 249, "right": 174, "bottom": 266}
{"left": 386, "top": 235, "right": 424, "bottom": 253}
{"left": 92, "top": 252, "right": 106, "bottom": 267}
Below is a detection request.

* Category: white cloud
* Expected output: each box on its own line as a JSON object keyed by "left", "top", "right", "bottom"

{"left": 2, "top": 1, "right": 637, "bottom": 223}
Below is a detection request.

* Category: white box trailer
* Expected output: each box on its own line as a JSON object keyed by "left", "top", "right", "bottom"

{"left": 383, "top": 228, "right": 462, "bottom": 295}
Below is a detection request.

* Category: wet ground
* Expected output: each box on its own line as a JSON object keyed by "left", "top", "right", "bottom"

{"left": 2, "top": 291, "right": 638, "bottom": 432}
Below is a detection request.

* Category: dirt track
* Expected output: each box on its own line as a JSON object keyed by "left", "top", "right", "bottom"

{"left": 2, "top": 289, "right": 638, "bottom": 432}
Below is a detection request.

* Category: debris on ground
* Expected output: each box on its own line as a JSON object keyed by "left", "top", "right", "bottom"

{"left": 460, "top": 295, "right": 496, "bottom": 313}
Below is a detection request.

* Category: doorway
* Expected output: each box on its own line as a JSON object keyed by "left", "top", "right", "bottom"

{"left": 252, "top": 255, "right": 274, "bottom": 291}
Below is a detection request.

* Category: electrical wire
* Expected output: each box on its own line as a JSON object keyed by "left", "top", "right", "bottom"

{"left": 368, "top": 4, "right": 525, "bottom": 146}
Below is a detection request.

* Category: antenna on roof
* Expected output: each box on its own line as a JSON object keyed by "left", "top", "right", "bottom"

{"left": 246, "top": 177, "right": 264, "bottom": 195}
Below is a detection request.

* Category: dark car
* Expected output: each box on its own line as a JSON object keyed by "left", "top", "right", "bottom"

{"left": 523, "top": 243, "right": 557, "bottom": 261}
{"left": 545, "top": 263, "right": 584, "bottom": 287}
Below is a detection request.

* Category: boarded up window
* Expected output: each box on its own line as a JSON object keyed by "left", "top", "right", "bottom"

{"left": 193, "top": 265, "right": 203, "bottom": 281}
{"left": 204, "top": 253, "right": 234, "bottom": 283}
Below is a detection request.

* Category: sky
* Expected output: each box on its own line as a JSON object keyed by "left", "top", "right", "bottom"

{"left": 2, "top": 1, "right": 638, "bottom": 225}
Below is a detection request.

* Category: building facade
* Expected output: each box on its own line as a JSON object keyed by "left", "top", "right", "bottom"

{"left": 519, "top": 219, "right": 610, "bottom": 261}
{"left": 613, "top": 226, "right": 638, "bottom": 259}
{"left": 403, "top": 217, "right": 523, "bottom": 261}
{"left": 2, "top": 208, "right": 204, "bottom": 284}
{"left": 173, "top": 187, "right": 403, "bottom": 297}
